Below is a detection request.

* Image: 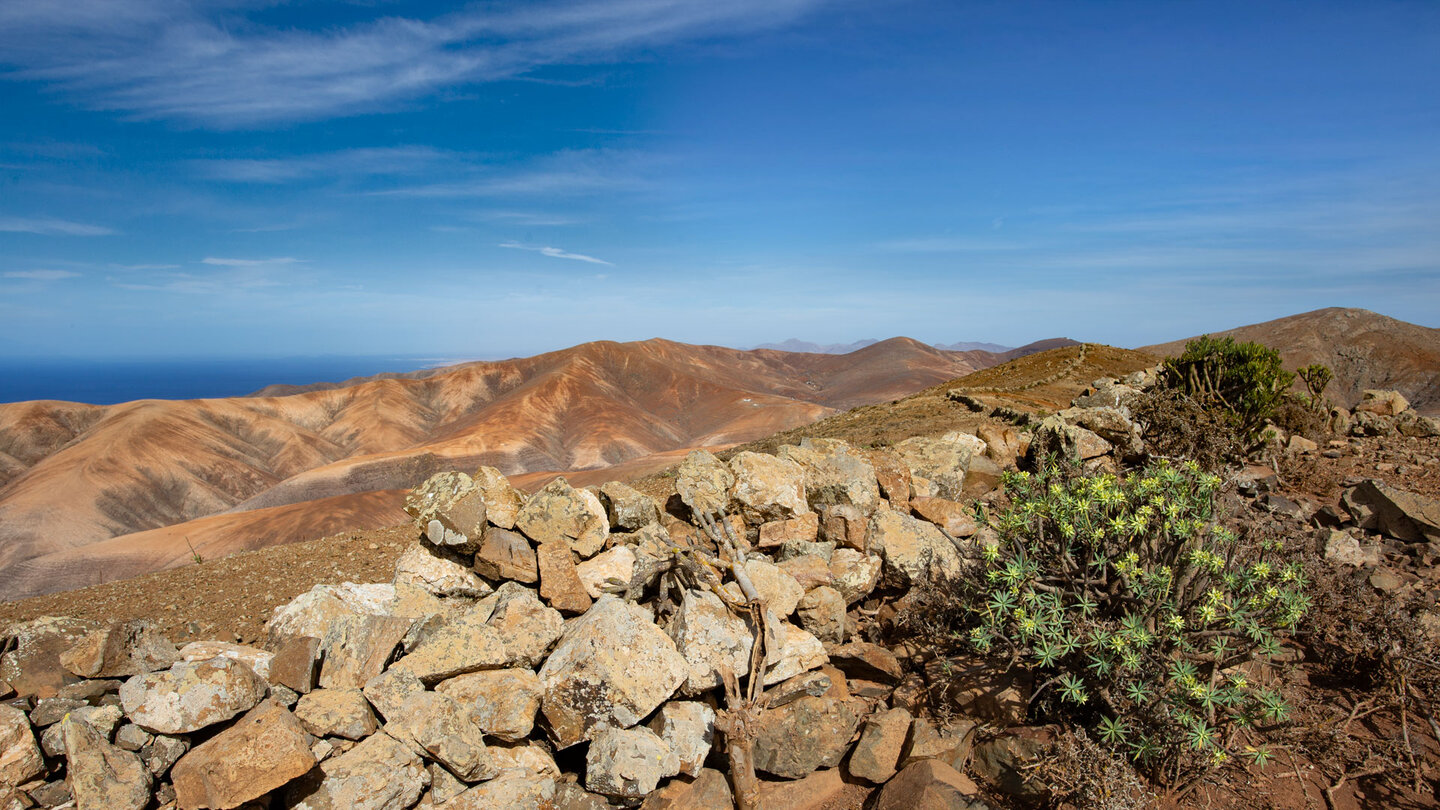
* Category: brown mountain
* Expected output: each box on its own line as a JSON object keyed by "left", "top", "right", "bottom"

{"left": 1141, "top": 308, "right": 1440, "bottom": 415}
{"left": 0, "top": 336, "right": 1064, "bottom": 599}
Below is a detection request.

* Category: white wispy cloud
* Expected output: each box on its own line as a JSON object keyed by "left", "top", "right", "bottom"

{"left": 115, "top": 263, "right": 180, "bottom": 270}
{"left": 0, "top": 216, "right": 116, "bottom": 236}
{"left": 0, "top": 0, "right": 828, "bottom": 128}
{"left": 200, "top": 257, "right": 304, "bottom": 267}
{"left": 3, "top": 269, "right": 80, "bottom": 280}
{"left": 374, "top": 149, "right": 647, "bottom": 198}
{"left": 499, "top": 241, "right": 612, "bottom": 265}
{"left": 191, "top": 146, "right": 461, "bottom": 183}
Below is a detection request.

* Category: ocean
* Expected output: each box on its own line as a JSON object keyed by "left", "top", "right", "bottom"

{"left": 0, "top": 355, "right": 470, "bottom": 405}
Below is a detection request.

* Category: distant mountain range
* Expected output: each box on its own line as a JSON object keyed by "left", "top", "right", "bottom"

{"left": 0, "top": 337, "right": 1066, "bottom": 599}
{"left": 753, "top": 338, "right": 1013, "bottom": 354}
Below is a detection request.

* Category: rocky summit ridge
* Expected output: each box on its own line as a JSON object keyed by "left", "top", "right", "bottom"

{"left": 1, "top": 355, "right": 1440, "bottom": 809}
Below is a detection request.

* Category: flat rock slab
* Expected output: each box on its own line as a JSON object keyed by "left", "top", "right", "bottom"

{"left": 318, "top": 614, "right": 413, "bottom": 690}
{"left": 172, "top": 700, "right": 316, "bottom": 810}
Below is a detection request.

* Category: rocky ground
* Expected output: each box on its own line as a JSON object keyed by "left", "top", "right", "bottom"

{"left": 1, "top": 350, "right": 1438, "bottom": 809}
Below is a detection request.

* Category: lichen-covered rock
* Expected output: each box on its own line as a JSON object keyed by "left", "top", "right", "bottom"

{"left": 647, "top": 701, "right": 714, "bottom": 779}
{"left": 585, "top": 727, "right": 678, "bottom": 798}
{"left": 473, "top": 466, "right": 525, "bottom": 530}
{"left": 171, "top": 700, "right": 316, "bottom": 810}
{"left": 393, "top": 544, "right": 491, "bottom": 598}
{"left": 119, "top": 657, "right": 268, "bottom": 735}
{"left": 285, "top": 730, "right": 428, "bottom": 810}
{"left": 516, "top": 477, "right": 610, "bottom": 559}
{"left": 0, "top": 704, "right": 43, "bottom": 787}
{"left": 486, "top": 740, "right": 559, "bottom": 779}
{"left": 318, "top": 614, "right": 414, "bottom": 690}
{"left": 752, "top": 695, "right": 866, "bottom": 779}
{"left": 675, "top": 449, "right": 735, "bottom": 516}
{"left": 758, "top": 512, "right": 820, "bottom": 548}
{"left": 389, "top": 610, "right": 507, "bottom": 684}
{"left": 667, "top": 590, "right": 753, "bottom": 696}
{"left": 829, "top": 549, "right": 882, "bottom": 604}
{"left": 537, "top": 595, "right": 687, "bottom": 748}
{"left": 265, "top": 583, "right": 398, "bottom": 643}
{"left": 361, "top": 668, "right": 424, "bottom": 723}
{"left": 779, "top": 439, "right": 881, "bottom": 515}
{"left": 440, "top": 772, "right": 556, "bottom": 808}
{"left": 893, "top": 435, "right": 974, "bottom": 500}
{"left": 385, "top": 691, "right": 495, "bottom": 783}
{"left": 62, "top": 715, "right": 152, "bottom": 810}
{"left": 576, "top": 545, "right": 636, "bottom": 599}
{"left": 294, "top": 689, "right": 378, "bottom": 740}
{"left": 437, "top": 668, "right": 541, "bottom": 742}
{"left": 0, "top": 616, "right": 97, "bottom": 698}
{"left": 599, "top": 481, "right": 661, "bottom": 531}
{"left": 60, "top": 621, "right": 178, "bottom": 679}
{"left": 404, "top": 470, "right": 474, "bottom": 528}
{"left": 764, "top": 622, "right": 828, "bottom": 685}
{"left": 729, "top": 451, "right": 810, "bottom": 523}
{"left": 39, "top": 704, "right": 122, "bottom": 757}
{"left": 869, "top": 509, "right": 964, "bottom": 587}
{"left": 796, "top": 586, "right": 847, "bottom": 644}
{"left": 725, "top": 558, "right": 804, "bottom": 618}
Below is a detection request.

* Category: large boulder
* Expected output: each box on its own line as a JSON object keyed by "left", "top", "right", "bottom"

{"left": 829, "top": 549, "right": 882, "bottom": 604}
{"left": 472, "top": 527, "right": 538, "bottom": 584}
{"left": 848, "top": 707, "right": 912, "bottom": 783}
{"left": 647, "top": 702, "right": 715, "bottom": 779}
{"left": 294, "top": 689, "right": 378, "bottom": 740}
{"left": 485, "top": 586, "right": 564, "bottom": 669}
{"left": 872, "top": 759, "right": 987, "bottom": 810}
{"left": 171, "top": 700, "right": 316, "bottom": 810}
{"left": 177, "top": 641, "right": 274, "bottom": 682}
{"left": 473, "top": 466, "right": 525, "bottom": 530}
{"left": 576, "top": 545, "right": 637, "bottom": 599}
{"left": 537, "top": 595, "right": 687, "bottom": 748}
{"left": 317, "top": 614, "right": 414, "bottom": 690}
{"left": 119, "top": 657, "right": 268, "bottom": 735}
{"left": 285, "top": 730, "right": 427, "bottom": 810}
{"left": 1355, "top": 389, "right": 1410, "bottom": 417}
{"left": 62, "top": 715, "right": 151, "bottom": 810}
{"left": 406, "top": 471, "right": 486, "bottom": 553}
{"left": 869, "top": 509, "right": 965, "bottom": 588}
{"left": 264, "top": 583, "right": 398, "bottom": 643}
{"left": 893, "top": 433, "right": 984, "bottom": 501}
{"left": 779, "top": 439, "right": 881, "bottom": 515}
{"left": 729, "top": 451, "right": 810, "bottom": 523}
{"left": 388, "top": 610, "right": 507, "bottom": 684}
{"left": 516, "top": 477, "right": 610, "bottom": 559}
{"left": 59, "top": 621, "right": 178, "bottom": 679}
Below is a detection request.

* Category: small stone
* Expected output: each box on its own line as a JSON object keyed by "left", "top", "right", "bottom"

{"left": 486, "top": 740, "right": 559, "bottom": 778}
{"left": 765, "top": 623, "right": 828, "bottom": 686}
{"left": 537, "top": 542, "right": 594, "bottom": 615}
{"left": 848, "top": 707, "right": 912, "bottom": 783}
{"left": 0, "top": 704, "right": 43, "bottom": 787}
{"left": 599, "top": 481, "right": 661, "bottom": 531}
{"left": 294, "top": 689, "right": 378, "bottom": 740}
{"left": 39, "top": 704, "right": 122, "bottom": 757}
{"left": 740, "top": 558, "right": 804, "bottom": 618}
{"left": 647, "top": 701, "right": 714, "bottom": 778}
{"left": 894, "top": 434, "right": 980, "bottom": 501}
{"left": 177, "top": 640, "right": 274, "bottom": 682}
{"left": 576, "top": 545, "right": 637, "bottom": 599}
{"left": 171, "top": 699, "right": 316, "bottom": 810}
{"left": 585, "top": 727, "right": 678, "bottom": 798}
{"left": 264, "top": 583, "right": 400, "bottom": 644}
{"left": 828, "top": 549, "right": 882, "bottom": 604}
{"left": 516, "top": 477, "right": 610, "bottom": 558}
{"left": 472, "top": 527, "right": 539, "bottom": 584}
{"left": 59, "top": 621, "right": 178, "bottom": 679}
{"left": 796, "top": 586, "right": 847, "bottom": 644}
{"left": 756, "top": 767, "right": 847, "bottom": 810}
{"left": 639, "top": 767, "right": 734, "bottom": 810}
{"left": 901, "top": 717, "right": 977, "bottom": 771}
{"left": 779, "top": 439, "right": 882, "bottom": 515}
{"left": 29, "top": 696, "right": 86, "bottom": 727}
{"left": 269, "top": 636, "right": 322, "bottom": 694}
{"left": 114, "top": 723, "right": 153, "bottom": 752}
{"left": 764, "top": 671, "right": 832, "bottom": 709}
{"left": 759, "top": 513, "right": 820, "bottom": 548}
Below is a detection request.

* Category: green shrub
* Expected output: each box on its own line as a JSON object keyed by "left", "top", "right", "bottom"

{"left": 1296, "top": 363, "right": 1333, "bottom": 412}
{"left": 967, "top": 458, "right": 1308, "bottom": 786}
{"left": 1157, "top": 336, "right": 1294, "bottom": 450}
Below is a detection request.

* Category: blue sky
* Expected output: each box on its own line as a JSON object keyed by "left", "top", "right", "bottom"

{"left": 1, "top": 0, "right": 1437, "bottom": 360}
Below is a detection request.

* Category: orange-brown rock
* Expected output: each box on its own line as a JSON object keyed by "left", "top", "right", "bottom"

{"left": 171, "top": 700, "right": 316, "bottom": 810}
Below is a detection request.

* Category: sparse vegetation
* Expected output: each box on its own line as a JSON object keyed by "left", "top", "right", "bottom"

{"left": 1156, "top": 336, "right": 1294, "bottom": 451}
{"left": 958, "top": 457, "right": 1309, "bottom": 790}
